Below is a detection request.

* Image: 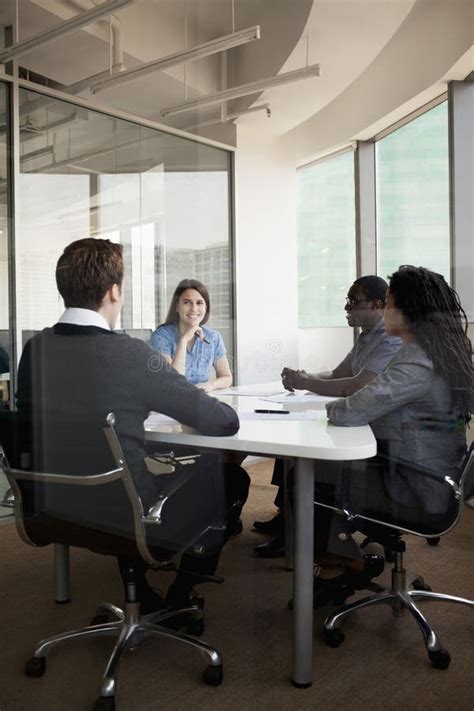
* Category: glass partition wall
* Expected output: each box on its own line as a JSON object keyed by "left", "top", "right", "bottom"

{"left": 0, "top": 82, "right": 10, "bottom": 515}
{"left": 0, "top": 83, "right": 10, "bottom": 402}
{"left": 16, "top": 86, "right": 234, "bottom": 360}
{"left": 0, "top": 81, "right": 234, "bottom": 518}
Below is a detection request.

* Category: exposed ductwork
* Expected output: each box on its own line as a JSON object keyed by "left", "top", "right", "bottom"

{"left": 61, "top": 0, "right": 125, "bottom": 73}
{"left": 0, "top": 0, "right": 135, "bottom": 65}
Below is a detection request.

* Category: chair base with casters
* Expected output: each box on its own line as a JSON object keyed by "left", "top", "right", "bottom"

{"left": 25, "top": 565, "right": 223, "bottom": 711}
{"left": 323, "top": 532, "right": 474, "bottom": 669}
{"left": 6, "top": 413, "right": 229, "bottom": 711}
{"left": 316, "top": 444, "right": 474, "bottom": 670}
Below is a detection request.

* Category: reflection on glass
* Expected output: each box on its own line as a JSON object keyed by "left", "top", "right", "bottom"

{"left": 297, "top": 151, "right": 356, "bottom": 327}
{"left": 17, "top": 89, "right": 233, "bottom": 361}
{"left": 376, "top": 102, "right": 450, "bottom": 280}
{"left": 0, "top": 82, "right": 10, "bottom": 409}
{"left": 0, "top": 80, "right": 11, "bottom": 517}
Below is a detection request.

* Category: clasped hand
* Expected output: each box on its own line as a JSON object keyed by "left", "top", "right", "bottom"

{"left": 281, "top": 367, "right": 307, "bottom": 392}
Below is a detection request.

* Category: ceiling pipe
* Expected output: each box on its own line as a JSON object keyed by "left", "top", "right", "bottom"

{"left": 0, "top": 0, "right": 136, "bottom": 64}
{"left": 63, "top": 0, "right": 125, "bottom": 72}
{"left": 20, "top": 145, "right": 55, "bottom": 162}
{"left": 0, "top": 0, "right": 129, "bottom": 127}
{"left": 89, "top": 25, "right": 261, "bottom": 94}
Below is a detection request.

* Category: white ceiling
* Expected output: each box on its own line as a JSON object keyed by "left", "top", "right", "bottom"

{"left": 0, "top": 0, "right": 467, "bottom": 148}
{"left": 238, "top": 0, "right": 415, "bottom": 137}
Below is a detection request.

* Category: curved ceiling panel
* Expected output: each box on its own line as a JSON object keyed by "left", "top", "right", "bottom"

{"left": 291, "top": 0, "right": 474, "bottom": 161}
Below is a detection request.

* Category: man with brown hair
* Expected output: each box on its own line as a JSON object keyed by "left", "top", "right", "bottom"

{"left": 17, "top": 238, "right": 242, "bottom": 617}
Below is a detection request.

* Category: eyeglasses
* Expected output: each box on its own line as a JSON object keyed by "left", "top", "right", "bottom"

{"left": 345, "top": 297, "right": 370, "bottom": 307}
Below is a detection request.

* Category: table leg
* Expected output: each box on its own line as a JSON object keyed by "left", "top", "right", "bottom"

{"left": 284, "top": 460, "right": 294, "bottom": 570}
{"left": 54, "top": 543, "right": 71, "bottom": 604}
{"left": 292, "top": 457, "right": 314, "bottom": 687}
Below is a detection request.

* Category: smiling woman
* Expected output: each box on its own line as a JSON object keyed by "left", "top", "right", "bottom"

{"left": 150, "top": 278, "right": 232, "bottom": 392}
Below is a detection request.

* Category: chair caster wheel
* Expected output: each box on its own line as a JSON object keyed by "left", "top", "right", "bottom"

{"left": 25, "top": 656, "right": 46, "bottom": 677}
{"left": 428, "top": 649, "right": 451, "bottom": 670}
{"left": 186, "top": 617, "right": 205, "bottom": 637}
{"left": 427, "top": 536, "right": 440, "bottom": 547}
{"left": 93, "top": 696, "right": 115, "bottom": 711}
{"left": 412, "top": 577, "right": 432, "bottom": 592}
{"left": 203, "top": 664, "right": 223, "bottom": 686}
{"left": 90, "top": 613, "right": 109, "bottom": 626}
{"left": 324, "top": 628, "right": 345, "bottom": 648}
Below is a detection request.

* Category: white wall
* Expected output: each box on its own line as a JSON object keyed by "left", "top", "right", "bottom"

{"left": 298, "top": 327, "right": 353, "bottom": 374}
{"left": 234, "top": 125, "right": 298, "bottom": 384}
{"left": 233, "top": 131, "right": 363, "bottom": 381}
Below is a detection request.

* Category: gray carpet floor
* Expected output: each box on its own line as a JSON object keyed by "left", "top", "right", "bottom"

{"left": 0, "top": 460, "right": 473, "bottom": 711}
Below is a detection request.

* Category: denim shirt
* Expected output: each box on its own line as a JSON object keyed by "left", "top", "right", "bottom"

{"left": 150, "top": 324, "right": 226, "bottom": 385}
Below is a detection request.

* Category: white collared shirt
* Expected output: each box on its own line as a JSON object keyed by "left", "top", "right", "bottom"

{"left": 58, "top": 308, "right": 111, "bottom": 331}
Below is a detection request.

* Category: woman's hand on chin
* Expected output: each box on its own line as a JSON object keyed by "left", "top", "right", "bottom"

{"left": 196, "top": 381, "right": 214, "bottom": 392}
{"left": 180, "top": 324, "right": 202, "bottom": 343}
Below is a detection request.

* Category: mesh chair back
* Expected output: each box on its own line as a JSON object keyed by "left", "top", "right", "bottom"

{"left": 314, "top": 443, "right": 473, "bottom": 540}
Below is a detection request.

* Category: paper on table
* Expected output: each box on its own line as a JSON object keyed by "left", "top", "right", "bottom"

{"left": 145, "top": 412, "right": 180, "bottom": 426}
{"left": 261, "top": 391, "right": 337, "bottom": 404}
{"left": 217, "top": 386, "right": 285, "bottom": 397}
{"left": 238, "top": 410, "right": 324, "bottom": 421}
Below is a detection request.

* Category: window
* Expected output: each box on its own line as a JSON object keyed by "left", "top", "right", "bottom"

{"left": 376, "top": 101, "right": 449, "bottom": 280}
{"left": 297, "top": 150, "right": 356, "bottom": 327}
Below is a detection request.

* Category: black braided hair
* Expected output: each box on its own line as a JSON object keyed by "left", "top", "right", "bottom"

{"left": 388, "top": 266, "right": 472, "bottom": 422}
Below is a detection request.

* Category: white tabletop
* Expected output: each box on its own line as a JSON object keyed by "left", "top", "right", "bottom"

{"left": 145, "top": 388, "right": 376, "bottom": 462}
{"left": 145, "top": 381, "right": 377, "bottom": 688}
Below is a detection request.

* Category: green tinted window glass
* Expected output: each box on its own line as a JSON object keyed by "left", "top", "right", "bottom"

{"left": 297, "top": 151, "right": 356, "bottom": 327}
{"left": 376, "top": 102, "right": 449, "bottom": 280}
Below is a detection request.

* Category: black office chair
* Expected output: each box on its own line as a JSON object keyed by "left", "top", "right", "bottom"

{"left": 317, "top": 445, "right": 474, "bottom": 670}
{"left": 5, "top": 413, "right": 227, "bottom": 711}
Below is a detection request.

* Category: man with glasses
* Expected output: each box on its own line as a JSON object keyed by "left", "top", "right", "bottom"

{"left": 254, "top": 275, "right": 402, "bottom": 557}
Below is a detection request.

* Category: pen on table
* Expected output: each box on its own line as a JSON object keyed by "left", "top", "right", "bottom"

{"left": 254, "top": 409, "right": 290, "bottom": 414}
{"left": 195, "top": 331, "right": 210, "bottom": 345}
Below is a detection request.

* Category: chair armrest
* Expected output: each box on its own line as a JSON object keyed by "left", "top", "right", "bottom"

{"left": 375, "top": 453, "right": 463, "bottom": 499}
{"left": 6, "top": 466, "right": 125, "bottom": 486}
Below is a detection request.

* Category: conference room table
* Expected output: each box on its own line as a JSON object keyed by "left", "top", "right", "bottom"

{"left": 144, "top": 381, "right": 377, "bottom": 687}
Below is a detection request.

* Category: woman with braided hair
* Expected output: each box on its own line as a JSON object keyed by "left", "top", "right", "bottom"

{"left": 328, "top": 264, "right": 471, "bottom": 501}
{"left": 304, "top": 265, "right": 472, "bottom": 607}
